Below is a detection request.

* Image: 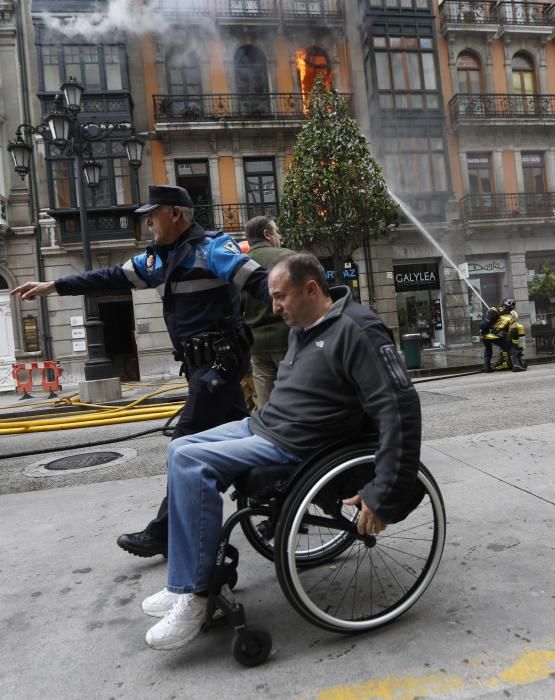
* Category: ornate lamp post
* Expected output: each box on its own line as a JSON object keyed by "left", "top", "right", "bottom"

{"left": 8, "top": 78, "right": 145, "bottom": 382}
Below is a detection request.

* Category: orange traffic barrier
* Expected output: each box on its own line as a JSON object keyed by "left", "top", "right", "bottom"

{"left": 12, "top": 361, "right": 63, "bottom": 399}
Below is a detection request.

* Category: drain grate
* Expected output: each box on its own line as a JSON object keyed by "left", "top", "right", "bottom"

{"left": 45, "top": 451, "right": 123, "bottom": 471}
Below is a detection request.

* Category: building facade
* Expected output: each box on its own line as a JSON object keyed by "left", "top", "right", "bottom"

{"left": 3, "top": 0, "right": 555, "bottom": 383}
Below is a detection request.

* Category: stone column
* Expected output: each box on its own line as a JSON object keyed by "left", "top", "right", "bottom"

{"left": 369, "top": 237, "right": 399, "bottom": 346}
{"left": 509, "top": 252, "right": 530, "bottom": 327}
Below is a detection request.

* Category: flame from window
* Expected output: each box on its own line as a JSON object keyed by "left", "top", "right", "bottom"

{"left": 296, "top": 47, "right": 332, "bottom": 112}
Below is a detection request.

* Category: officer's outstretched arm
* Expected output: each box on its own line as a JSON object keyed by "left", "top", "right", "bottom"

{"left": 207, "top": 235, "right": 271, "bottom": 304}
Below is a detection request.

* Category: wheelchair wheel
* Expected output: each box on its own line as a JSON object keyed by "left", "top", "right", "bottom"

{"left": 274, "top": 447, "right": 446, "bottom": 634}
{"left": 237, "top": 496, "right": 357, "bottom": 567}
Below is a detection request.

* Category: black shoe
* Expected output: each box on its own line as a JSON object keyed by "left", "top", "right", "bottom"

{"left": 512, "top": 365, "right": 524, "bottom": 372}
{"left": 117, "top": 531, "right": 168, "bottom": 558}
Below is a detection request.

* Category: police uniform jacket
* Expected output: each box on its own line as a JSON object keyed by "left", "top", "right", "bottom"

{"left": 54, "top": 222, "right": 270, "bottom": 354}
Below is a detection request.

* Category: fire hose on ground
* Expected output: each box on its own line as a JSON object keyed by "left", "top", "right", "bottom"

{"left": 0, "top": 382, "right": 188, "bottom": 454}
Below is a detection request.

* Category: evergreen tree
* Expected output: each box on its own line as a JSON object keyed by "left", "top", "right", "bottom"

{"left": 278, "top": 78, "right": 397, "bottom": 286}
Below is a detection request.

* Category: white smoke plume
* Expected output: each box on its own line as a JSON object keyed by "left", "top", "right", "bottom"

{"left": 41, "top": 0, "right": 171, "bottom": 39}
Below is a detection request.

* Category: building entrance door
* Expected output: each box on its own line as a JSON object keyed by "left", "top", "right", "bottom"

{"left": 97, "top": 295, "right": 139, "bottom": 381}
{"left": 176, "top": 160, "right": 213, "bottom": 229}
{"left": 0, "top": 290, "right": 16, "bottom": 391}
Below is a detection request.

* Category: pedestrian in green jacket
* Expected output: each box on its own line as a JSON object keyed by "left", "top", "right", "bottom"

{"left": 243, "top": 216, "right": 295, "bottom": 407}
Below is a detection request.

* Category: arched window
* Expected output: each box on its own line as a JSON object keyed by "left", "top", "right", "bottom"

{"left": 512, "top": 53, "right": 536, "bottom": 95}
{"left": 296, "top": 46, "right": 332, "bottom": 104}
{"left": 234, "top": 45, "right": 269, "bottom": 95}
{"left": 166, "top": 50, "right": 202, "bottom": 96}
{"left": 456, "top": 52, "right": 483, "bottom": 95}
{"left": 165, "top": 50, "right": 203, "bottom": 118}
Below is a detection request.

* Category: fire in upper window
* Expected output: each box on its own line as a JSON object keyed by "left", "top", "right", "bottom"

{"left": 296, "top": 46, "right": 333, "bottom": 111}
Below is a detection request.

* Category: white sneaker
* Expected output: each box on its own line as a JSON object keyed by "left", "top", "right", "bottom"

{"left": 145, "top": 593, "right": 206, "bottom": 650}
{"left": 142, "top": 588, "right": 181, "bottom": 618}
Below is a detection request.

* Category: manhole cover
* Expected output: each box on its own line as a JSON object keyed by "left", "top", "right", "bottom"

{"left": 45, "top": 451, "right": 123, "bottom": 471}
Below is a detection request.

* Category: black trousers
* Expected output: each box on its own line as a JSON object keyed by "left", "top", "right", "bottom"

{"left": 143, "top": 354, "right": 250, "bottom": 541}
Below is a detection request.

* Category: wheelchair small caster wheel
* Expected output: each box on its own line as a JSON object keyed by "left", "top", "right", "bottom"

{"left": 231, "top": 626, "right": 272, "bottom": 667}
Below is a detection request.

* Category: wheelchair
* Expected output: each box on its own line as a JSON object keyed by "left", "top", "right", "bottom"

{"left": 201, "top": 441, "right": 446, "bottom": 667}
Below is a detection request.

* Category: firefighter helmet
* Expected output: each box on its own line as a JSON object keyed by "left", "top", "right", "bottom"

{"left": 501, "top": 297, "right": 515, "bottom": 311}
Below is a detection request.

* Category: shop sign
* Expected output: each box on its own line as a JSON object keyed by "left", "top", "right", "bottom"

{"left": 322, "top": 260, "right": 359, "bottom": 281}
{"left": 394, "top": 263, "right": 440, "bottom": 291}
{"left": 468, "top": 259, "right": 506, "bottom": 275}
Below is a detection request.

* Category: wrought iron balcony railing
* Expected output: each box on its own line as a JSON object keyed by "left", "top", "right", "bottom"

{"left": 281, "top": 0, "right": 343, "bottom": 18}
{"left": 461, "top": 192, "right": 555, "bottom": 221}
{"left": 497, "top": 1, "right": 553, "bottom": 26}
{"left": 439, "top": 1, "right": 497, "bottom": 28}
{"left": 440, "top": 1, "right": 554, "bottom": 29}
{"left": 192, "top": 202, "right": 280, "bottom": 232}
{"left": 156, "top": 0, "right": 210, "bottom": 15}
{"left": 449, "top": 93, "right": 555, "bottom": 122}
{"left": 56, "top": 206, "right": 138, "bottom": 244}
{"left": 155, "top": 93, "right": 308, "bottom": 123}
{"left": 216, "top": 0, "right": 278, "bottom": 17}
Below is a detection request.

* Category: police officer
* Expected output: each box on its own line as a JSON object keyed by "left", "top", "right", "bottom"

{"left": 11, "top": 185, "right": 270, "bottom": 557}
{"left": 480, "top": 297, "right": 524, "bottom": 372}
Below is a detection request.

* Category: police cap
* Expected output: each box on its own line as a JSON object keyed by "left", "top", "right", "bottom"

{"left": 135, "top": 185, "right": 194, "bottom": 215}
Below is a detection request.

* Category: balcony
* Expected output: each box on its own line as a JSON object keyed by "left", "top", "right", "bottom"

{"left": 439, "top": 1, "right": 498, "bottom": 35}
{"left": 40, "top": 91, "right": 133, "bottom": 120}
{"left": 281, "top": 0, "right": 344, "bottom": 21}
{"left": 449, "top": 93, "right": 555, "bottom": 125}
{"left": 54, "top": 207, "right": 138, "bottom": 245}
{"left": 497, "top": 1, "right": 554, "bottom": 36}
{"left": 216, "top": 0, "right": 278, "bottom": 21}
{"left": 460, "top": 192, "right": 555, "bottom": 222}
{"left": 154, "top": 93, "right": 311, "bottom": 129}
{"left": 193, "top": 202, "right": 280, "bottom": 233}
{"left": 155, "top": 0, "right": 210, "bottom": 16}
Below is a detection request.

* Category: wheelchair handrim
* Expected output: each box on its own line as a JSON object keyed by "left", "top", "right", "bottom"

{"left": 285, "top": 457, "right": 446, "bottom": 631}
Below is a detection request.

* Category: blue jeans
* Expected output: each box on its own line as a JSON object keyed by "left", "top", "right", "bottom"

{"left": 166, "top": 417, "right": 301, "bottom": 593}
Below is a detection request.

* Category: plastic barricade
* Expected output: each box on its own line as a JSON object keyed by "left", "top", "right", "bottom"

{"left": 12, "top": 361, "right": 63, "bottom": 399}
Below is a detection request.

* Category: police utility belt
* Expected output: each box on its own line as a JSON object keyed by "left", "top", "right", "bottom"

{"left": 184, "top": 331, "right": 236, "bottom": 373}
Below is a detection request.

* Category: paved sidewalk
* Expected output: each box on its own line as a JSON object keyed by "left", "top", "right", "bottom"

{"left": 1, "top": 424, "right": 553, "bottom": 699}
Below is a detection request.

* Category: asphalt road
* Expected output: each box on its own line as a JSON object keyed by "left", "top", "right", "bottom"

{"left": 1, "top": 366, "right": 554, "bottom": 699}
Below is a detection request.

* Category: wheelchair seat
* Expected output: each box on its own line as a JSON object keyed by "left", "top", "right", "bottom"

{"left": 234, "top": 464, "right": 293, "bottom": 499}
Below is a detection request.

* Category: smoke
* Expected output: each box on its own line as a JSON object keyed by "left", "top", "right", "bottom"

{"left": 41, "top": 0, "right": 170, "bottom": 39}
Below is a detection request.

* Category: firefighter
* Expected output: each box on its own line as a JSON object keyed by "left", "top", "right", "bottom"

{"left": 508, "top": 316, "right": 527, "bottom": 371}
{"left": 480, "top": 298, "right": 517, "bottom": 372}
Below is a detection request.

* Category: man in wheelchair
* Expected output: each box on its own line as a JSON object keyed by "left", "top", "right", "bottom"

{"left": 142, "top": 252, "right": 422, "bottom": 651}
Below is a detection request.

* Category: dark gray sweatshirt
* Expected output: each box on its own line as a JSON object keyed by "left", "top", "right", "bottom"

{"left": 249, "top": 286, "right": 422, "bottom": 522}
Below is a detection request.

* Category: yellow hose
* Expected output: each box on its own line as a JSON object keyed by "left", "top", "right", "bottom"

{"left": 0, "top": 380, "right": 189, "bottom": 435}
{"left": 0, "top": 403, "right": 184, "bottom": 429}
{"left": 0, "top": 408, "right": 181, "bottom": 435}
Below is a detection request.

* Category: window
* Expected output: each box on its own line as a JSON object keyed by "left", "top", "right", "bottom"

{"left": 104, "top": 46, "right": 123, "bottom": 90}
{"left": 512, "top": 53, "right": 536, "bottom": 95}
{"left": 166, "top": 50, "right": 203, "bottom": 117}
{"left": 234, "top": 45, "right": 269, "bottom": 95}
{"left": 39, "top": 44, "right": 126, "bottom": 91}
{"left": 243, "top": 158, "right": 278, "bottom": 219}
{"left": 167, "top": 50, "right": 202, "bottom": 95}
{"left": 383, "top": 135, "right": 448, "bottom": 194}
{"left": 372, "top": 34, "right": 439, "bottom": 110}
{"left": 456, "top": 51, "right": 483, "bottom": 94}
{"left": 296, "top": 46, "right": 332, "bottom": 108}
{"left": 42, "top": 46, "right": 60, "bottom": 91}
{"left": 467, "top": 153, "right": 494, "bottom": 212}
{"left": 48, "top": 141, "right": 133, "bottom": 211}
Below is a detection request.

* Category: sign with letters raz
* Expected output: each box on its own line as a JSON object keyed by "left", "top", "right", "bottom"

{"left": 393, "top": 263, "right": 440, "bottom": 291}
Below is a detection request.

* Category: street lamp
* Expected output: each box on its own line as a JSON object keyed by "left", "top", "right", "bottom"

{"left": 8, "top": 77, "right": 144, "bottom": 382}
